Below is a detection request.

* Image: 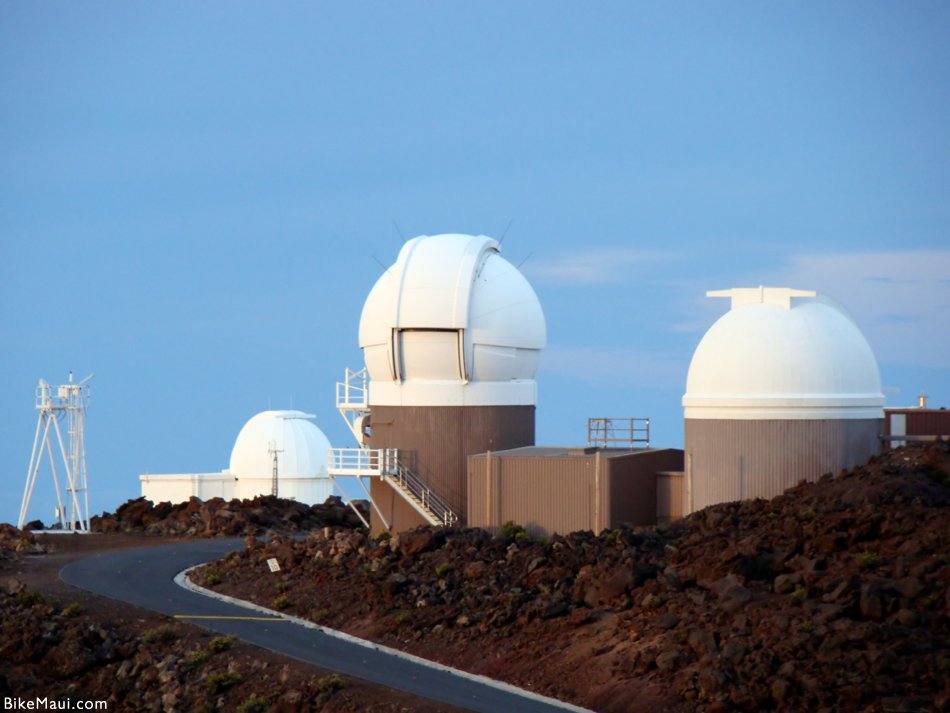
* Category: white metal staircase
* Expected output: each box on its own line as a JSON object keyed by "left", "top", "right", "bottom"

{"left": 385, "top": 457, "right": 459, "bottom": 527}
{"left": 327, "top": 447, "right": 458, "bottom": 528}
{"left": 328, "top": 368, "right": 459, "bottom": 530}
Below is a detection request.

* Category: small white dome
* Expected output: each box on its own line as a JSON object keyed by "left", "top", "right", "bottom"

{"left": 228, "top": 410, "right": 331, "bottom": 479}
{"left": 683, "top": 287, "right": 884, "bottom": 420}
{"left": 359, "top": 234, "right": 546, "bottom": 406}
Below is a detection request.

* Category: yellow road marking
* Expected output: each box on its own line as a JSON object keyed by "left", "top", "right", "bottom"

{"left": 174, "top": 615, "right": 287, "bottom": 621}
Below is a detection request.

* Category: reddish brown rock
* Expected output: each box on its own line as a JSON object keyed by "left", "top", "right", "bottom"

{"left": 181, "top": 442, "right": 950, "bottom": 713}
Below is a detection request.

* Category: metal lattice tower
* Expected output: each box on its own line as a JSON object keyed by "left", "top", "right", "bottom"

{"left": 18, "top": 372, "right": 93, "bottom": 532}
{"left": 268, "top": 440, "right": 283, "bottom": 498}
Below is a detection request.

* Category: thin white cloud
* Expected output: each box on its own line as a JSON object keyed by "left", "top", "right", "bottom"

{"left": 537, "top": 248, "right": 948, "bottom": 397}
{"left": 524, "top": 248, "right": 678, "bottom": 285}
{"left": 772, "top": 249, "right": 950, "bottom": 370}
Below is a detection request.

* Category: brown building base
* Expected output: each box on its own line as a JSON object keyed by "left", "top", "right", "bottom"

{"left": 367, "top": 404, "right": 535, "bottom": 534}
{"left": 684, "top": 418, "right": 883, "bottom": 513}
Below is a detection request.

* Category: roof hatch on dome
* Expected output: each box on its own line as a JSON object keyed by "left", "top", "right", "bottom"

{"left": 683, "top": 287, "right": 885, "bottom": 420}
{"left": 359, "top": 234, "right": 546, "bottom": 407}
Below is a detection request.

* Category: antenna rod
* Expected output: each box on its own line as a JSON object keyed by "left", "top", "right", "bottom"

{"left": 268, "top": 440, "right": 284, "bottom": 498}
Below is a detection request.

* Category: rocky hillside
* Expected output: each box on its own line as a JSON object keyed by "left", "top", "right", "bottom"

{"left": 195, "top": 443, "right": 950, "bottom": 712}
{"left": 0, "top": 525, "right": 46, "bottom": 562}
{"left": 83, "top": 495, "right": 368, "bottom": 536}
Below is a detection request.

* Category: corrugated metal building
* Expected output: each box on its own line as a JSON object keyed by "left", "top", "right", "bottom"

{"left": 467, "top": 447, "right": 684, "bottom": 537}
{"left": 684, "top": 419, "right": 880, "bottom": 510}
{"left": 656, "top": 470, "right": 686, "bottom": 525}
{"left": 884, "top": 406, "right": 950, "bottom": 447}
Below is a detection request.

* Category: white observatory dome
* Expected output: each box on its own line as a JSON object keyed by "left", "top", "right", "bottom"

{"left": 359, "top": 234, "right": 546, "bottom": 406}
{"left": 683, "top": 287, "right": 884, "bottom": 420}
{"left": 228, "top": 410, "right": 331, "bottom": 479}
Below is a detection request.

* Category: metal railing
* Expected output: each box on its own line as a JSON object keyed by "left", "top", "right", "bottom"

{"left": 587, "top": 417, "right": 650, "bottom": 449}
{"left": 386, "top": 460, "right": 459, "bottom": 527}
{"left": 328, "top": 447, "right": 397, "bottom": 476}
{"left": 327, "top": 446, "right": 458, "bottom": 527}
{"left": 336, "top": 367, "right": 368, "bottom": 409}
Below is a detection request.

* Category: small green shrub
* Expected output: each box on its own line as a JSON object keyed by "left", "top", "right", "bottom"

{"left": 16, "top": 590, "right": 46, "bottom": 607}
{"left": 316, "top": 673, "right": 344, "bottom": 693}
{"left": 789, "top": 585, "right": 808, "bottom": 604}
{"left": 203, "top": 570, "right": 222, "bottom": 587}
{"left": 375, "top": 531, "right": 392, "bottom": 542}
{"left": 185, "top": 650, "right": 210, "bottom": 669}
{"left": 205, "top": 670, "right": 242, "bottom": 695}
{"left": 393, "top": 611, "right": 410, "bottom": 625}
{"left": 208, "top": 636, "right": 236, "bottom": 653}
{"left": 500, "top": 521, "right": 526, "bottom": 540}
{"left": 61, "top": 602, "right": 84, "bottom": 618}
{"left": 434, "top": 563, "right": 451, "bottom": 578}
{"left": 236, "top": 693, "right": 268, "bottom": 713}
{"left": 143, "top": 624, "right": 178, "bottom": 644}
{"left": 272, "top": 594, "right": 291, "bottom": 610}
{"left": 856, "top": 551, "right": 881, "bottom": 571}
{"left": 797, "top": 508, "right": 817, "bottom": 521}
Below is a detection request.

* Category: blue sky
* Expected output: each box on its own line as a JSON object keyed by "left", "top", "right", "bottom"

{"left": 2, "top": 2, "right": 948, "bottom": 525}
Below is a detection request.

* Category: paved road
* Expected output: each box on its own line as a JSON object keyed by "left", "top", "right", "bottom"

{"left": 60, "top": 539, "right": 587, "bottom": 713}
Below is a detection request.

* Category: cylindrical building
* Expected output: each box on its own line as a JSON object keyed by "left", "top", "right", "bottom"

{"left": 682, "top": 287, "right": 884, "bottom": 513}
{"left": 359, "top": 234, "right": 546, "bottom": 532}
{"left": 140, "top": 409, "right": 334, "bottom": 506}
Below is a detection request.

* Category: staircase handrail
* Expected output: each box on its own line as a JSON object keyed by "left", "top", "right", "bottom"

{"left": 387, "top": 458, "right": 459, "bottom": 527}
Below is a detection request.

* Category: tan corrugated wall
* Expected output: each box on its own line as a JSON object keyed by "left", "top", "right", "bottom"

{"left": 656, "top": 472, "right": 684, "bottom": 524}
{"left": 685, "top": 418, "right": 882, "bottom": 513}
{"left": 607, "top": 449, "right": 684, "bottom": 526}
{"left": 468, "top": 449, "right": 685, "bottom": 536}
{"left": 468, "top": 455, "right": 599, "bottom": 537}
